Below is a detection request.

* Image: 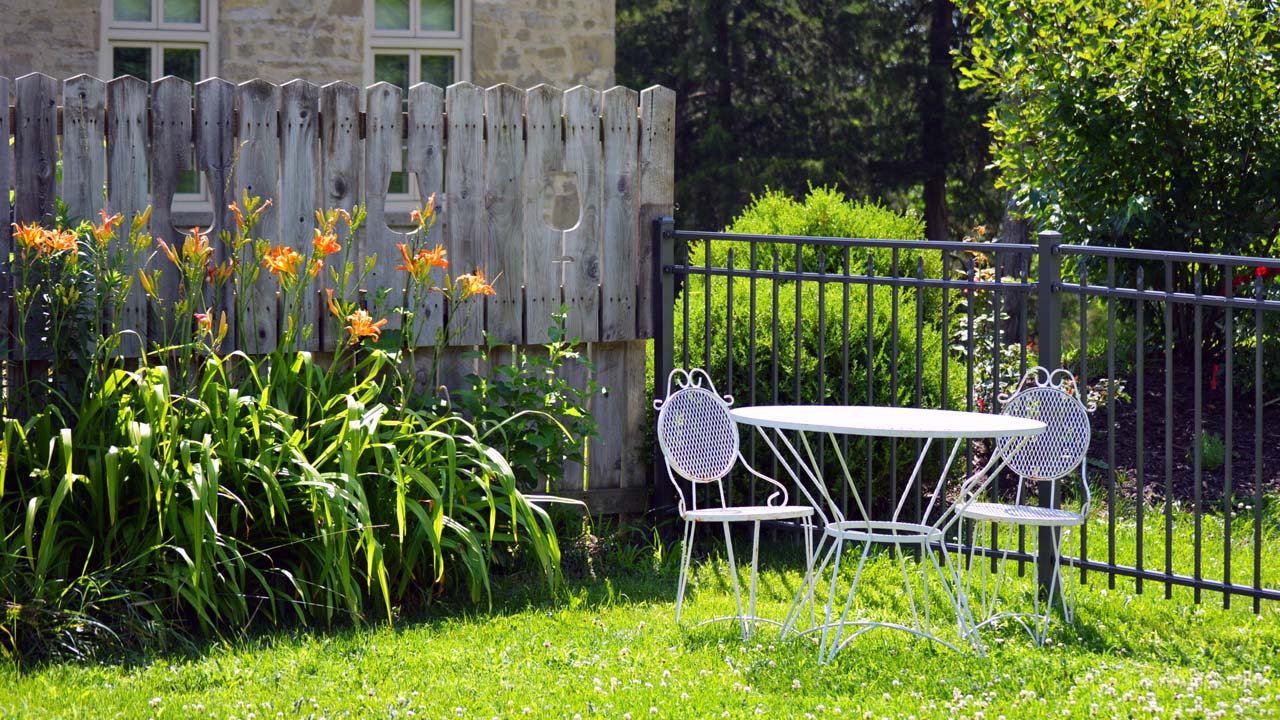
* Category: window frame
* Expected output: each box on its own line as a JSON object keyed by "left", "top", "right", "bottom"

{"left": 365, "top": 0, "right": 471, "bottom": 212}
{"left": 100, "top": 0, "right": 218, "bottom": 214}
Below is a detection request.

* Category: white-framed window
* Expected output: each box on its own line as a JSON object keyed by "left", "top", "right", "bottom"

{"left": 366, "top": 0, "right": 471, "bottom": 206}
{"left": 100, "top": 0, "right": 218, "bottom": 212}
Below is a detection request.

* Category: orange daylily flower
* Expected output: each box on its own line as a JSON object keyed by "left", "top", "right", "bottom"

{"left": 46, "top": 229, "right": 78, "bottom": 253}
{"left": 263, "top": 245, "right": 303, "bottom": 277}
{"left": 422, "top": 244, "right": 447, "bottom": 270}
{"left": 184, "top": 226, "right": 213, "bottom": 263}
{"left": 458, "top": 268, "right": 497, "bottom": 297}
{"left": 309, "top": 258, "right": 324, "bottom": 278}
{"left": 313, "top": 228, "right": 341, "bottom": 257}
{"left": 12, "top": 222, "right": 46, "bottom": 251}
{"left": 345, "top": 308, "right": 388, "bottom": 344}
{"left": 194, "top": 311, "right": 213, "bottom": 334}
{"left": 93, "top": 209, "right": 123, "bottom": 242}
{"left": 157, "top": 238, "right": 179, "bottom": 266}
{"left": 229, "top": 201, "right": 245, "bottom": 231}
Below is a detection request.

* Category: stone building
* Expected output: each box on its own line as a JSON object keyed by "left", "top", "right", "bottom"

{"left": 0, "top": 0, "right": 616, "bottom": 90}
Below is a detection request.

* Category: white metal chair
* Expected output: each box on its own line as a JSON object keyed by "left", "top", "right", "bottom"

{"left": 958, "top": 366, "right": 1091, "bottom": 644}
{"left": 654, "top": 368, "right": 815, "bottom": 640}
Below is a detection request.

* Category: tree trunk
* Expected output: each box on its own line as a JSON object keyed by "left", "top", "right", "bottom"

{"left": 921, "top": 0, "right": 953, "bottom": 241}
{"left": 998, "top": 195, "right": 1032, "bottom": 345}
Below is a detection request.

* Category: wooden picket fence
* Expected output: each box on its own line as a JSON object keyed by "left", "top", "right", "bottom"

{"left": 0, "top": 72, "right": 674, "bottom": 513}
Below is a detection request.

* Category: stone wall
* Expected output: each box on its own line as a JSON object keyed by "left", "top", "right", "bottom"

{"left": 0, "top": 1, "right": 615, "bottom": 90}
{"left": 0, "top": 0, "right": 100, "bottom": 80}
{"left": 472, "top": 0, "right": 615, "bottom": 89}
{"left": 218, "top": 0, "right": 364, "bottom": 86}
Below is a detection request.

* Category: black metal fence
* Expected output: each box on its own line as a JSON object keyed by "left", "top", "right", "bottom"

{"left": 653, "top": 218, "right": 1280, "bottom": 610}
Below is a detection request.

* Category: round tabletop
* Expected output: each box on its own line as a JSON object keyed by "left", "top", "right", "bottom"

{"left": 728, "top": 405, "right": 1045, "bottom": 440}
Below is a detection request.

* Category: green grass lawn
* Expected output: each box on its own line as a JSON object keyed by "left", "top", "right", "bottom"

{"left": 2, "top": 519, "right": 1278, "bottom": 719}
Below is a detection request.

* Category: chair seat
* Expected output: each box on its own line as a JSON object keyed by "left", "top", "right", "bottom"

{"left": 685, "top": 505, "right": 814, "bottom": 523}
{"left": 960, "top": 502, "right": 1084, "bottom": 527}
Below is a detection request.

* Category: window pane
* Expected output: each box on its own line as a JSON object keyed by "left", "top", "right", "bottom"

{"left": 113, "top": 0, "right": 151, "bottom": 22}
{"left": 420, "top": 54, "right": 454, "bottom": 87}
{"left": 113, "top": 46, "right": 152, "bottom": 81}
{"left": 374, "top": 54, "right": 410, "bottom": 91}
{"left": 163, "top": 0, "right": 201, "bottom": 24}
{"left": 375, "top": 0, "right": 410, "bottom": 31}
{"left": 163, "top": 47, "right": 201, "bottom": 83}
{"left": 176, "top": 170, "right": 201, "bottom": 194}
{"left": 420, "top": 0, "right": 454, "bottom": 32}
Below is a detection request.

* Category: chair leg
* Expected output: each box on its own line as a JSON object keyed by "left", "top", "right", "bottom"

{"left": 675, "top": 520, "right": 696, "bottom": 625}
{"left": 781, "top": 521, "right": 820, "bottom": 639}
{"left": 721, "top": 520, "right": 749, "bottom": 640}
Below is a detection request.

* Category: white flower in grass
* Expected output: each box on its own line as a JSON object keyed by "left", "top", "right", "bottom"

{"left": 793, "top": 679, "right": 802, "bottom": 690}
{"left": 149, "top": 698, "right": 162, "bottom": 708}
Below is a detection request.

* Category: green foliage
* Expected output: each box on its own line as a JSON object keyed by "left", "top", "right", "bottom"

{"left": 451, "top": 312, "right": 601, "bottom": 493}
{"left": 960, "top": 0, "right": 1280, "bottom": 259}
{"left": 618, "top": 0, "right": 1002, "bottom": 236}
{"left": 713, "top": 186, "right": 938, "bottom": 278}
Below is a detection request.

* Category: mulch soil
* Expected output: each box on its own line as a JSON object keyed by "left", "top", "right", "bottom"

{"left": 1096, "top": 365, "right": 1280, "bottom": 508}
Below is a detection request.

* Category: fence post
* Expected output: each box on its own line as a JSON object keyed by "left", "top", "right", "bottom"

{"left": 1036, "top": 230, "right": 1063, "bottom": 600}
{"left": 652, "top": 217, "right": 677, "bottom": 515}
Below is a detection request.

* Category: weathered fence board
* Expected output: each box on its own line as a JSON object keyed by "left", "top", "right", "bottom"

{"left": 61, "top": 75, "right": 107, "bottom": 223}
{"left": 319, "top": 81, "right": 362, "bottom": 352}
{"left": 150, "top": 75, "right": 193, "bottom": 333}
{"left": 484, "top": 84, "right": 525, "bottom": 344}
{"left": 522, "top": 84, "right": 565, "bottom": 344}
{"left": 0, "top": 76, "right": 10, "bottom": 362}
{"left": 280, "top": 80, "right": 322, "bottom": 351}
{"left": 106, "top": 75, "right": 150, "bottom": 356}
{"left": 194, "top": 77, "right": 236, "bottom": 353}
{"left": 363, "top": 82, "right": 409, "bottom": 333}
{"left": 234, "top": 79, "right": 282, "bottom": 354}
{"left": 601, "top": 86, "right": 639, "bottom": 341}
{"left": 406, "top": 82, "right": 445, "bottom": 352}
{"left": 14, "top": 74, "right": 59, "bottom": 225}
{"left": 445, "top": 82, "right": 485, "bottom": 345}
{"left": 636, "top": 86, "right": 676, "bottom": 339}
{"left": 562, "top": 86, "right": 603, "bottom": 343}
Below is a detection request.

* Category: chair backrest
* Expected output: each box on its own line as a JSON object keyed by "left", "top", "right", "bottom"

{"left": 654, "top": 368, "right": 739, "bottom": 484}
{"left": 996, "top": 367, "right": 1091, "bottom": 482}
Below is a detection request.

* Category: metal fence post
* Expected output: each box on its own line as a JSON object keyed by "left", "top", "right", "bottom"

{"left": 652, "top": 217, "right": 677, "bottom": 515}
{"left": 1036, "top": 230, "right": 1063, "bottom": 600}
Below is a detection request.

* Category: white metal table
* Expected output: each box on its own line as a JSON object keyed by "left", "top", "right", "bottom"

{"left": 728, "top": 405, "right": 1045, "bottom": 660}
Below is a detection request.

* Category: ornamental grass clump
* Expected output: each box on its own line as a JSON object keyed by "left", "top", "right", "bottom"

{"left": 0, "top": 194, "right": 568, "bottom": 663}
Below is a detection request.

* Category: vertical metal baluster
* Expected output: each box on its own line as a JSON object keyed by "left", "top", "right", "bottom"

{"left": 966, "top": 256, "right": 976, "bottom": 478}
{"left": 817, "top": 253, "right": 828, "bottom": 479}
{"left": 915, "top": 256, "right": 925, "bottom": 520}
{"left": 1107, "top": 257, "right": 1117, "bottom": 589}
{"left": 1135, "top": 267, "right": 1146, "bottom": 594}
{"left": 1222, "top": 265, "right": 1233, "bottom": 609}
{"left": 681, "top": 239, "right": 690, "bottom": 370}
{"left": 1193, "top": 270, "right": 1203, "bottom": 603}
{"left": 749, "top": 239, "right": 758, "bottom": 503}
{"left": 794, "top": 243, "right": 803, "bottom": 406}
{"left": 866, "top": 253, "right": 876, "bottom": 510}
{"left": 1020, "top": 259, "right": 1029, "bottom": 376}
{"left": 841, "top": 247, "right": 851, "bottom": 513}
{"left": 1078, "top": 255, "right": 1089, "bottom": 584}
{"left": 941, "top": 249, "right": 952, "bottom": 506}
{"left": 890, "top": 248, "right": 900, "bottom": 507}
{"left": 771, "top": 248, "right": 780, "bottom": 481}
{"left": 727, "top": 248, "right": 736, "bottom": 398}
{"left": 1164, "top": 260, "right": 1174, "bottom": 600}
{"left": 1254, "top": 274, "right": 1264, "bottom": 614}
{"left": 704, "top": 237, "right": 713, "bottom": 373}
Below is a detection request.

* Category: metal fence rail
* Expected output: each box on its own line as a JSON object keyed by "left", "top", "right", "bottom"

{"left": 653, "top": 219, "right": 1280, "bottom": 610}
